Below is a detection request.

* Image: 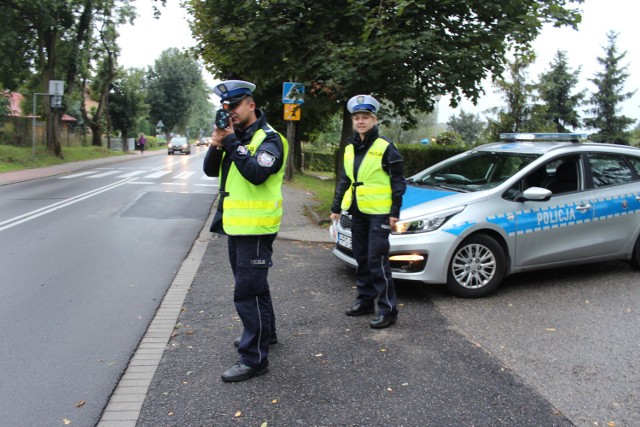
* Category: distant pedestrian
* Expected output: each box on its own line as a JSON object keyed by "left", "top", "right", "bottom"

{"left": 203, "top": 80, "right": 288, "bottom": 382}
{"left": 330, "top": 95, "right": 405, "bottom": 329}
{"left": 138, "top": 133, "right": 146, "bottom": 154}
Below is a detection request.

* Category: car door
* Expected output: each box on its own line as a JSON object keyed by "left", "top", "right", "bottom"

{"left": 584, "top": 152, "right": 640, "bottom": 255}
{"left": 513, "top": 155, "right": 596, "bottom": 267}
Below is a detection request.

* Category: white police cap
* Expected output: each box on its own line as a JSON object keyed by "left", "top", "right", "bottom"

{"left": 347, "top": 94, "right": 380, "bottom": 115}
{"left": 213, "top": 80, "right": 256, "bottom": 103}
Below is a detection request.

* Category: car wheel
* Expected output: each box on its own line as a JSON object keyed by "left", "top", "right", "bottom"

{"left": 446, "top": 234, "right": 506, "bottom": 298}
{"left": 631, "top": 234, "right": 640, "bottom": 269}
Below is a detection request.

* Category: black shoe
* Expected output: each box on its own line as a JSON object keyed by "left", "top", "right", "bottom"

{"left": 370, "top": 312, "right": 398, "bottom": 329}
{"left": 345, "top": 303, "right": 375, "bottom": 316}
{"left": 233, "top": 336, "right": 278, "bottom": 348}
{"left": 221, "top": 362, "right": 268, "bottom": 382}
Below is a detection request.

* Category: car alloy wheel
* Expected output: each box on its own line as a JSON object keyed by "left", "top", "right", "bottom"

{"left": 446, "top": 234, "right": 505, "bottom": 298}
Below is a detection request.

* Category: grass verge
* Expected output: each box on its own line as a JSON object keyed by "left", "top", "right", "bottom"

{"left": 0, "top": 144, "right": 127, "bottom": 173}
{"left": 287, "top": 171, "right": 336, "bottom": 223}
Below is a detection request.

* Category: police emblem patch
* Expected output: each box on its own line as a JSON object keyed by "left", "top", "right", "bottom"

{"left": 237, "top": 145, "right": 248, "bottom": 155}
{"left": 257, "top": 151, "right": 276, "bottom": 167}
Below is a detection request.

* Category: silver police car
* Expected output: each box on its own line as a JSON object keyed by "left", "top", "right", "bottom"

{"left": 333, "top": 133, "right": 640, "bottom": 297}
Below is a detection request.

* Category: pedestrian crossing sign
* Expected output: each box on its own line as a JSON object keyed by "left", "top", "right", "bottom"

{"left": 282, "top": 82, "right": 304, "bottom": 104}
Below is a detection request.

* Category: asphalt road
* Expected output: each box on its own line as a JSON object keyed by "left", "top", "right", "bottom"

{"left": 0, "top": 147, "right": 216, "bottom": 427}
{"left": 136, "top": 237, "right": 575, "bottom": 426}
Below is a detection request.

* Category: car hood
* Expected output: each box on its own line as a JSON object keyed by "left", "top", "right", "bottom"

{"left": 400, "top": 185, "right": 491, "bottom": 219}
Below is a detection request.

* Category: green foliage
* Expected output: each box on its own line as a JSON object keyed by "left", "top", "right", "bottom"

{"left": 434, "top": 131, "right": 465, "bottom": 147}
{"left": 584, "top": 32, "right": 637, "bottom": 144}
{"left": 146, "top": 48, "right": 207, "bottom": 136}
{"left": 109, "top": 68, "right": 149, "bottom": 142}
{"left": 397, "top": 144, "right": 466, "bottom": 177}
{"left": 536, "top": 50, "right": 584, "bottom": 131}
{"left": 188, "top": 0, "right": 582, "bottom": 138}
{"left": 446, "top": 110, "right": 486, "bottom": 145}
{"left": 303, "top": 150, "right": 336, "bottom": 172}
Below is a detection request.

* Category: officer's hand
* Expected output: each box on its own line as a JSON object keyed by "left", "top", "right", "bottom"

{"left": 330, "top": 212, "right": 340, "bottom": 222}
{"left": 389, "top": 217, "right": 399, "bottom": 230}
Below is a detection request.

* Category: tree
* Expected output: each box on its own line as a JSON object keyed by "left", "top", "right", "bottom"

{"left": 0, "top": 0, "right": 136, "bottom": 157}
{"left": 583, "top": 31, "right": 636, "bottom": 144}
{"left": 188, "top": 0, "right": 582, "bottom": 174}
{"left": 447, "top": 110, "right": 486, "bottom": 146}
{"left": 536, "top": 50, "right": 584, "bottom": 132}
{"left": 109, "top": 68, "right": 149, "bottom": 149}
{"left": 146, "top": 48, "right": 206, "bottom": 138}
{"left": 486, "top": 56, "right": 536, "bottom": 140}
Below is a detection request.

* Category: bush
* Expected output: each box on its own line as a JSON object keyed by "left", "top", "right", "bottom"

{"left": 303, "top": 144, "right": 465, "bottom": 177}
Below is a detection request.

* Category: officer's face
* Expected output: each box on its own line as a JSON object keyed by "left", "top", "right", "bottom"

{"left": 229, "top": 97, "right": 256, "bottom": 130}
{"left": 352, "top": 112, "right": 377, "bottom": 138}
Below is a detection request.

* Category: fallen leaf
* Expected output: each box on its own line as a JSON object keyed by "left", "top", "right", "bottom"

{"left": 63, "top": 419, "right": 71, "bottom": 425}
{"left": 315, "top": 353, "right": 323, "bottom": 357}
{"left": 380, "top": 348, "right": 386, "bottom": 352}
{"left": 545, "top": 328, "right": 556, "bottom": 332}
{"left": 271, "top": 399, "right": 278, "bottom": 404}
{"left": 168, "top": 411, "right": 174, "bottom": 416}
{"left": 387, "top": 387, "right": 393, "bottom": 391}
{"left": 607, "top": 422, "right": 616, "bottom": 426}
{"left": 75, "top": 400, "right": 86, "bottom": 408}
{"left": 401, "top": 383, "right": 409, "bottom": 387}
{"left": 261, "top": 423, "right": 268, "bottom": 427}
{"left": 235, "top": 411, "right": 242, "bottom": 417}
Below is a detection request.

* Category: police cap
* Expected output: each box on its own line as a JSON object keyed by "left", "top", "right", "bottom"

{"left": 347, "top": 94, "right": 380, "bottom": 115}
{"left": 213, "top": 80, "right": 256, "bottom": 104}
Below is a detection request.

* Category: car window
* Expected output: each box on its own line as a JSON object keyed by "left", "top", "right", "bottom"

{"left": 625, "top": 155, "right": 640, "bottom": 178}
{"left": 504, "top": 155, "right": 581, "bottom": 200}
{"left": 414, "top": 151, "right": 539, "bottom": 192}
{"left": 587, "top": 153, "right": 633, "bottom": 188}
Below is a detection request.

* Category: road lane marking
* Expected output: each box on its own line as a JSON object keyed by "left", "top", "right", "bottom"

{"left": 58, "top": 171, "right": 97, "bottom": 179}
{"left": 0, "top": 179, "right": 133, "bottom": 232}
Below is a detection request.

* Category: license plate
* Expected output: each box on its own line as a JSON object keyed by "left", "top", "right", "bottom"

{"left": 337, "top": 233, "right": 352, "bottom": 250}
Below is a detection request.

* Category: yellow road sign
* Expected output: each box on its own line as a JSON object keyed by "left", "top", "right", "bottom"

{"left": 284, "top": 104, "right": 301, "bottom": 121}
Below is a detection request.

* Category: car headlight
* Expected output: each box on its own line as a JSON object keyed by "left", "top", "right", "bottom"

{"left": 393, "top": 206, "right": 465, "bottom": 235}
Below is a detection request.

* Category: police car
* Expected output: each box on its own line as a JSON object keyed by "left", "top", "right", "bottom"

{"left": 333, "top": 133, "right": 640, "bottom": 297}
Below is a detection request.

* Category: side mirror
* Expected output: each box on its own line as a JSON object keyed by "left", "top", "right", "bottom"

{"left": 519, "top": 186, "right": 552, "bottom": 202}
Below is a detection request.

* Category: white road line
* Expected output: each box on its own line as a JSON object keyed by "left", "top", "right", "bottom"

{"left": 88, "top": 171, "right": 121, "bottom": 178}
{"left": 174, "top": 171, "right": 195, "bottom": 179}
{"left": 145, "top": 171, "right": 172, "bottom": 179}
{"left": 117, "top": 171, "right": 146, "bottom": 178}
{"left": 0, "top": 179, "right": 133, "bottom": 232}
{"left": 58, "top": 171, "right": 97, "bottom": 179}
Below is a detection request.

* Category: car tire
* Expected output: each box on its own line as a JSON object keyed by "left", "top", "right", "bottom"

{"left": 446, "top": 234, "right": 506, "bottom": 298}
{"left": 630, "top": 235, "right": 640, "bottom": 269}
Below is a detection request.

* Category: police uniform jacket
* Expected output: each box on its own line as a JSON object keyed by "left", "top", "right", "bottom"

{"left": 331, "top": 126, "right": 405, "bottom": 218}
{"left": 203, "top": 109, "right": 285, "bottom": 234}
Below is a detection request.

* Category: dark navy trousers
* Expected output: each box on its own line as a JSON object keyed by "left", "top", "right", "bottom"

{"left": 227, "top": 234, "right": 277, "bottom": 369}
{"left": 351, "top": 214, "right": 398, "bottom": 316}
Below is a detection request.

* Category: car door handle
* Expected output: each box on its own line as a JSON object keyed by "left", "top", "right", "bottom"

{"left": 576, "top": 203, "right": 592, "bottom": 212}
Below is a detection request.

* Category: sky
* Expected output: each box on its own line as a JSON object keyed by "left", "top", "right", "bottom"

{"left": 119, "top": 0, "right": 639, "bottom": 129}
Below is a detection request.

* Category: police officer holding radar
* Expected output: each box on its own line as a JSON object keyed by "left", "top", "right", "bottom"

{"left": 330, "top": 95, "right": 405, "bottom": 329}
{"left": 204, "top": 80, "right": 288, "bottom": 382}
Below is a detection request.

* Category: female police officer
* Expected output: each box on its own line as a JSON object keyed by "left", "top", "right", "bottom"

{"left": 204, "top": 80, "right": 288, "bottom": 381}
{"left": 330, "top": 95, "right": 405, "bottom": 329}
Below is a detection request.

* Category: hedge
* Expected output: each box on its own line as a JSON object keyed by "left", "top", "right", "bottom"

{"left": 303, "top": 144, "right": 466, "bottom": 176}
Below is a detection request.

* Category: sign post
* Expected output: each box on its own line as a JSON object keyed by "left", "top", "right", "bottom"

{"left": 282, "top": 82, "right": 304, "bottom": 181}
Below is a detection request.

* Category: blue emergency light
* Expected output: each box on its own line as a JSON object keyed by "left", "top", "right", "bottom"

{"left": 499, "top": 133, "right": 588, "bottom": 142}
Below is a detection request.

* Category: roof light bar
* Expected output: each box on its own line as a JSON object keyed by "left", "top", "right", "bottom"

{"left": 500, "top": 133, "right": 588, "bottom": 142}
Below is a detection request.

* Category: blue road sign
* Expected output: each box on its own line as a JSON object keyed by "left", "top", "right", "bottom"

{"left": 282, "top": 82, "right": 304, "bottom": 104}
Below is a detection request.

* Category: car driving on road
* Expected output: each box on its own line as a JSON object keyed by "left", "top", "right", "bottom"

{"left": 168, "top": 136, "right": 191, "bottom": 155}
{"left": 333, "top": 133, "right": 640, "bottom": 297}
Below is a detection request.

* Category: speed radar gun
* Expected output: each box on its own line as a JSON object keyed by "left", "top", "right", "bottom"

{"left": 212, "top": 80, "right": 257, "bottom": 129}
{"left": 215, "top": 103, "right": 231, "bottom": 129}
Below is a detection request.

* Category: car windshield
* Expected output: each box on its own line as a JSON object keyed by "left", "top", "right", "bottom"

{"left": 411, "top": 151, "right": 541, "bottom": 192}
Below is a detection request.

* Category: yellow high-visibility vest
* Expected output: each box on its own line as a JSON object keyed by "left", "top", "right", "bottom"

{"left": 222, "top": 125, "right": 289, "bottom": 235}
{"left": 341, "top": 138, "right": 392, "bottom": 214}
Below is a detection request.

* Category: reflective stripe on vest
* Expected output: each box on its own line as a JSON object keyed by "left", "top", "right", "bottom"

{"left": 222, "top": 126, "right": 289, "bottom": 235}
{"left": 341, "top": 138, "right": 392, "bottom": 214}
